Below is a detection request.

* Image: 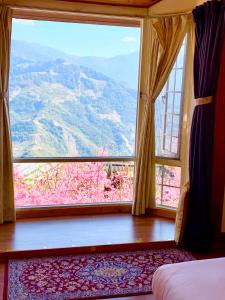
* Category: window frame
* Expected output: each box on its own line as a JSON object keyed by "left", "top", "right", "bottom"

{"left": 9, "top": 8, "right": 192, "bottom": 218}
{"left": 10, "top": 10, "right": 143, "bottom": 213}
{"left": 155, "top": 36, "right": 191, "bottom": 212}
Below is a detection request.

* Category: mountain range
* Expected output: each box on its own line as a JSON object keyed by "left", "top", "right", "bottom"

{"left": 9, "top": 40, "right": 139, "bottom": 158}
{"left": 11, "top": 40, "right": 140, "bottom": 89}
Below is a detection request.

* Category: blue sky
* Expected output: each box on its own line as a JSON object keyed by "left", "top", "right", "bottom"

{"left": 12, "top": 18, "right": 141, "bottom": 57}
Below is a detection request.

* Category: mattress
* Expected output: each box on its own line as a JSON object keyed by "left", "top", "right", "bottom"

{"left": 152, "top": 257, "right": 225, "bottom": 300}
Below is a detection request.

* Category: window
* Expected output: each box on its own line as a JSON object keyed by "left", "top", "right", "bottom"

{"left": 9, "top": 18, "right": 141, "bottom": 207}
{"left": 156, "top": 165, "right": 181, "bottom": 208}
{"left": 155, "top": 39, "right": 187, "bottom": 209}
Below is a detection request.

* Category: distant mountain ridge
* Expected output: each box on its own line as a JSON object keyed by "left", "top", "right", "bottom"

{"left": 9, "top": 56, "right": 137, "bottom": 157}
{"left": 11, "top": 40, "right": 140, "bottom": 89}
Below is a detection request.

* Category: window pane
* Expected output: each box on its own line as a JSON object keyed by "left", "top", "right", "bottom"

{"left": 174, "top": 92, "right": 181, "bottom": 114}
{"left": 156, "top": 184, "right": 162, "bottom": 206}
{"left": 167, "top": 93, "right": 173, "bottom": 113}
{"left": 164, "top": 136, "right": 171, "bottom": 152}
{"left": 172, "top": 115, "right": 180, "bottom": 137}
{"left": 162, "top": 186, "right": 180, "bottom": 208}
{"left": 165, "top": 114, "right": 172, "bottom": 134}
{"left": 14, "top": 161, "right": 134, "bottom": 207}
{"left": 155, "top": 92, "right": 164, "bottom": 155}
{"left": 175, "top": 69, "right": 183, "bottom": 91}
{"left": 168, "top": 70, "right": 175, "bottom": 91}
{"left": 177, "top": 45, "right": 185, "bottom": 68}
{"left": 171, "top": 137, "right": 178, "bottom": 153}
{"left": 155, "top": 164, "right": 181, "bottom": 209}
{"left": 156, "top": 164, "right": 163, "bottom": 184}
{"left": 155, "top": 37, "right": 186, "bottom": 159}
{"left": 163, "top": 166, "right": 181, "bottom": 187}
{"left": 9, "top": 19, "right": 140, "bottom": 158}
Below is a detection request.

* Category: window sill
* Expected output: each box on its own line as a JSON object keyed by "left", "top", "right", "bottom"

{"left": 16, "top": 203, "right": 132, "bottom": 219}
{"left": 16, "top": 204, "right": 176, "bottom": 220}
{"left": 149, "top": 207, "right": 176, "bottom": 220}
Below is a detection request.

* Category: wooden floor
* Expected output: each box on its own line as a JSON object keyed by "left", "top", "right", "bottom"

{"left": 0, "top": 214, "right": 175, "bottom": 258}
{"left": 0, "top": 214, "right": 174, "bottom": 300}
{"left": 1, "top": 214, "right": 225, "bottom": 300}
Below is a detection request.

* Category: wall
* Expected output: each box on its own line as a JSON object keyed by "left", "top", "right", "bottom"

{"left": 148, "top": 0, "right": 203, "bottom": 14}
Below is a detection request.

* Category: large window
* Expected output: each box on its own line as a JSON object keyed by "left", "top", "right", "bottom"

{"left": 155, "top": 39, "right": 187, "bottom": 209}
{"left": 9, "top": 18, "right": 141, "bottom": 207}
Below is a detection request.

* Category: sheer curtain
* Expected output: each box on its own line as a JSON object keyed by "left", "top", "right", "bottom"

{"left": 0, "top": 5, "right": 15, "bottom": 224}
{"left": 133, "top": 14, "right": 193, "bottom": 215}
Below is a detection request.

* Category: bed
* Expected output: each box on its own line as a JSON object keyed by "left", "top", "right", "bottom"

{"left": 152, "top": 257, "right": 225, "bottom": 300}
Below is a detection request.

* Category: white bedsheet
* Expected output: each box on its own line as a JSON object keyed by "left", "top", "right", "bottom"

{"left": 152, "top": 257, "right": 225, "bottom": 300}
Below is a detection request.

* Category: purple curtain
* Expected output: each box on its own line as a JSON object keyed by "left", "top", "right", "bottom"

{"left": 183, "top": 0, "right": 225, "bottom": 250}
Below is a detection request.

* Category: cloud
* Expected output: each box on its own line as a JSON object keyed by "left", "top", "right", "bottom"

{"left": 122, "top": 36, "right": 137, "bottom": 43}
{"left": 13, "top": 19, "right": 36, "bottom": 26}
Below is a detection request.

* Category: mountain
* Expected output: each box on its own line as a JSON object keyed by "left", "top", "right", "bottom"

{"left": 9, "top": 57, "right": 138, "bottom": 157}
{"left": 72, "top": 52, "right": 140, "bottom": 90}
{"left": 11, "top": 40, "right": 140, "bottom": 89}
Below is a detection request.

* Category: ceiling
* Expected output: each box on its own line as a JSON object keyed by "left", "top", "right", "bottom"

{"left": 60, "top": 0, "right": 162, "bottom": 8}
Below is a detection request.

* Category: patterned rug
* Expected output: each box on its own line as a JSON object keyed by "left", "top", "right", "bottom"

{"left": 4, "top": 248, "right": 194, "bottom": 300}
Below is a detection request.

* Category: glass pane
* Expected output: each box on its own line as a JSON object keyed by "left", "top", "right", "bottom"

{"left": 171, "top": 137, "right": 178, "bottom": 153}
{"left": 155, "top": 165, "right": 181, "bottom": 209}
{"left": 175, "top": 69, "right": 183, "bottom": 91}
{"left": 165, "top": 114, "right": 172, "bottom": 134}
{"left": 167, "top": 93, "right": 173, "bottom": 113}
{"left": 155, "top": 37, "right": 186, "bottom": 159}
{"left": 156, "top": 164, "right": 163, "bottom": 184}
{"left": 155, "top": 93, "right": 164, "bottom": 156}
{"left": 14, "top": 161, "right": 134, "bottom": 207}
{"left": 10, "top": 19, "right": 140, "bottom": 158}
{"left": 177, "top": 45, "right": 185, "bottom": 68}
{"left": 164, "top": 136, "right": 171, "bottom": 151}
{"left": 168, "top": 70, "right": 175, "bottom": 91}
{"left": 162, "top": 186, "right": 180, "bottom": 208}
{"left": 174, "top": 93, "right": 181, "bottom": 114}
{"left": 163, "top": 166, "right": 181, "bottom": 187}
{"left": 172, "top": 115, "right": 180, "bottom": 137}
{"left": 156, "top": 184, "right": 162, "bottom": 206}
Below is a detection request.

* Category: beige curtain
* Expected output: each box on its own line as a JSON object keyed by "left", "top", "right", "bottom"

{"left": 175, "top": 24, "right": 195, "bottom": 244}
{"left": 0, "top": 6, "right": 15, "bottom": 224}
{"left": 133, "top": 14, "right": 193, "bottom": 215}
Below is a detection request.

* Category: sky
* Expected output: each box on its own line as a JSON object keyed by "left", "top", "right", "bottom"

{"left": 12, "top": 18, "right": 141, "bottom": 58}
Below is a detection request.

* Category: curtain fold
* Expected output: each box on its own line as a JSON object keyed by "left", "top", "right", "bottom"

{"left": 175, "top": 23, "right": 195, "bottom": 245}
{"left": 0, "top": 5, "right": 15, "bottom": 224}
{"left": 133, "top": 14, "right": 192, "bottom": 215}
{"left": 211, "top": 22, "right": 225, "bottom": 235}
{"left": 181, "top": 0, "right": 225, "bottom": 250}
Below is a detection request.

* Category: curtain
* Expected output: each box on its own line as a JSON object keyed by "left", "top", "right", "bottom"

{"left": 133, "top": 14, "right": 193, "bottom": 215}
{"left": 0, "top": 6, "right": 15, "bottom": 224}
{"left": 211, "top": 15, "right": 225, "bottom": 236}
{"left": 182, "top": 0, "right": 225, "bottom": 250}
{"left": 175, "top": 24, "right": 195, "bottom": 245}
